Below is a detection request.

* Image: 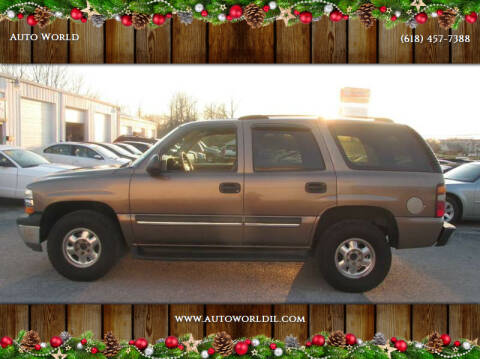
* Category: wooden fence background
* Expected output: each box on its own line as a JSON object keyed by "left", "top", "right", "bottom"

{"left": 1, "top": 19, "right": 480, "bottom": 63}
{"left": 1, "top": 304, "right": 479, "bottom": 342}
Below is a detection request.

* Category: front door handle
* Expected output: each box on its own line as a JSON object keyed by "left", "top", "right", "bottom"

{"left": 305, "top": 182, "right": 327, "bottom": 193}
{"left": 219, "top": 182, "right": 241, "bottom": 194}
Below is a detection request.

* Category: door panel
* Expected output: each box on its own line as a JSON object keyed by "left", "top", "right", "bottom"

{"left": 20, "top": 99, "right": 55, "bottom": 149}
{"left": 0, "top": 154, "right": 18, "bottom": 198}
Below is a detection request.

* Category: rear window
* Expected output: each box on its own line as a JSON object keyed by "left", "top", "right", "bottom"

{"left": 329, "top": 122, "right": 439, "bottom": 172}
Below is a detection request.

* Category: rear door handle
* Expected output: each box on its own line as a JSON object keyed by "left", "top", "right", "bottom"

{"left": 219, "top": 182, "right": 241, "bottom": 194}
{"left": 305, "top": 182, "right": 327, "bottom": 193}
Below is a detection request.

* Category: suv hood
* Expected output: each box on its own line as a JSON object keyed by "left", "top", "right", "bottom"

{"left": 42, "top": 164, "right": 126, "bottom": 180}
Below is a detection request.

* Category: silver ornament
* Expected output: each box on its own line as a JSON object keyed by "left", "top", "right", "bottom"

{"left": 40, "top": 343, "right": 47, "bottom": 349}
{"left": 145, "top": 346, "right": 154, "bottom": 356}
{"left": 54, "top": 11, "right": 63, "bottom": 17}
{"left": 218, "top": 13, "right": 226, "bottom": 21}
{"left": 414, "top": 342, "right": 424, "bottom": 349}
{"left": 252, "top": 339, "right": 260, "bottom": 347}
{"left": 462, "top": 342, "right": 471, "bottom": 350}
{"left": 157, "top": 338, "right": 165, "bottom": 344}
{"left": 268, "top": 1, "right": 277, "bottom": 10}
{"left": 201, "top": 350, "right": 210, "bottom": 359}
{"left": 6, "top": 10, "right": 16, "bottom": 19}
{"left": 274, "top": 348, "right": 283, "bottom": 357}
{"left": 60, "top": 331, "right": 71, "bottom": 343}
{"left": 178, "top": 11, "right": 194, "bottom": 24}
{"left": 324, "top": 4, "right": 333, "bottom": 13}
{"left": 77, "top": 343, "right": 84, "bottom": 350}
{"left": 394, "top": 10, "right": 401, "bottom": 17}
{"left": 372, "top": 333, "right": 387, "bottom": 346}
{"left": 194, "top": 3, "right": 204, "bottom": 12}
{"left": 114, "top": 14, "right": 121, "bottom": 21}
{"left": 91, "top": 15, "right": 106, "bottom": 27}
{"left": 285, "top": 335, "right": 299, "bottom": 349}
{"left": 356, "top": 339, "right": 363, "bottom": 346}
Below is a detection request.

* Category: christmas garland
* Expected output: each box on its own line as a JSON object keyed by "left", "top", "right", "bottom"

{"left": 0, "top": 330, "right": 479, "bottom": 359}
{"left": 0, "top": 0, "right": 479, "bottom": 29}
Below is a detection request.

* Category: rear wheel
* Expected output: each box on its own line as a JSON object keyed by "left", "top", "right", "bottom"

{"left": 444, "top": 195, "right": 461, "bottom": 223}
{"left": 319, "top": 220, "right": 392, "bottom": 292}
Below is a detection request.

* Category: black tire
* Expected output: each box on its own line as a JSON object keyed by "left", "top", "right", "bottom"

{"left": 445, "top": 195, "right": 461, "bottom": 224}
{"left": 47, "top": 210, "right": 122, "bottom": 281}
{"left": 318, "top": 220, "right": 392, "bottom": 293}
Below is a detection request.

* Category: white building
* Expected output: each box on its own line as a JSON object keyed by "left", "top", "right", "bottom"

{"left": 0, "top": 73, "right": 156, "bottom": 149}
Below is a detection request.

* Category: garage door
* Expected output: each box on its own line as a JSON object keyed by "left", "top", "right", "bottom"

{"left": 20, "top": 99, "right": 55, "bottom": 149}
{"left": 66, "top": 108, "right": 86, "bottom": 124}
{"left": 94, "top": 113, "right": 111, "bottom": 142}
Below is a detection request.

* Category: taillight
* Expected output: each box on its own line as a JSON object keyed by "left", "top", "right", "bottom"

{"left": 435, "top": 184, "right": 446, "bottom": 218}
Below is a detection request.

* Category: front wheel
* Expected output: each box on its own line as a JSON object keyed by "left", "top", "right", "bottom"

{"left": 47, "top": 210, "right": 122, "bottom": 281}
{"left": 319, "top": 220, "right": 392, "bottom": 292}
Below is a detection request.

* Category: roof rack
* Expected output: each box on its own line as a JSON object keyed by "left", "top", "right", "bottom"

{"left": 238, "top": 115, "right": 319, "bottom": 120}
{"left": 337, "top": 115, "right": 394, "bottom": 123}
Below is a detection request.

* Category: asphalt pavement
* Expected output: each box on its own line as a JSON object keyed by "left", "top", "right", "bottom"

{"left": 1, "top": 199, "right": 479, "bottom": 303}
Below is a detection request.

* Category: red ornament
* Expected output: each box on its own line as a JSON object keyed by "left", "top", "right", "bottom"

{"left": 135, "top": 338, "right": 149, "bottom": 350}
{"left": 0, "top": 337, "right": 13, "bottom": 347}
{"left": 395, "top": 340, "right": 407, "bottom": 352}
{"left": 379, "top": 6, "right": 387, "bottom": 13}
{"left": 201, "top": 10, "right": 208, "bottom": 16}
{"left": 91, "top": 347, "right": 99, "bottom": 354}
{"left": 153, "top": 14, "right": 166, "bottom": 25}
{"left": 35, "top": 344, "right": 41, "bottom": 351}
{"left": 436, "top": 9, "right": 443, "bottom": 16}
{"left": 121, "top": 14, "right": 132, "bottom": 26}
{"left": 166, "top": 13, "right": 172, "bottom": 18}
{"left": 415, "top": 12, "right": 428, "bottom": 24}
{"left": 179, "top": 344, "right": 185, "bottom": 351}
{"left": 128, "top": 340, "right": 135, "bottom": 345}
{"left": 390, "top": 15, "right": 397, "bottom": 21}
{"left": 312, "top": 335, "right": 325, "bottom": 347}
{"left": 343, "top": 14, "right": 349, "bottom": 20}
{"left": 263, "top": 5, "right": 270, "bottom": 12}
{"left": 208, "top": 348, "right": 215, "bottom": 355}
{"left": 270, "top": 343, "right": 277, "bottom": 350}
{"left": 329, "top": 10, "right": 342, "bottom": 22}
{"left": 235, "top": 342, "right": 249, "bottom": 356}
{"left": 245, "top": 339, "right": 251, "bottom": 345}
{"left": 50, "top": 336, "right": 63, "bottom": 348}
{"left": 299, "top": 11, "right": 312, "bottom": 24}
{"left": 441, "top": 334, "right": 451, "bottom": 346}
{"left": 465, "top": 12, "right": 478, "bottom": 24}
{"left": 345, "top": 334, "right": 356, "bottom": 346}
{"left": 306, "top": 341, "right": 312, "bottom": 347}
{"left": 229, "top": 5, "right": 243, "bottom": 18}
{"left": 227, "top": 15, "right": 233, "bottom": 20}
{"left": 165, "top": 336, "right": 179, "bottom": 349}
{"left": 26, "top": 14, "right": 38, "bottom": 26}
{"left": 17, "top": 13, "right": 24, "bottom": 19}
{"left": 81, "top": 339, "right": 88, "bottom": 345}
{"left": 81, "top": 16, "right": 87, "bottom": 23}
{"left": 391, "top": 337, "right": 397, "bottom": 343}
{"left": 293, "top": 9, "right": 300, "bottom": 15}
{"left": 454, "top": 341, "right": 461, "bottom": 347}
{"left": 70, "top": 8, "right": 83, "bottom": 20}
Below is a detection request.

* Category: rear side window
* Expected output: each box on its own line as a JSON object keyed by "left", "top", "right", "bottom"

{"left": 44, "top": 145, "right": 72, "bottom": 156}
{"left": 329, "top": 122, "right": 439, "bottom": 172}
{"left": 252, "top": 127, "right": 325, "bottom": 172}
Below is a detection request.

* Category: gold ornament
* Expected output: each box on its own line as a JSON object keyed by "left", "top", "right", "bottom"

{"left": 346, "top": 6, "right": 352, "bottom": 13}
{"left": 51, "top": 349, "right": 68, "bottom": 359}
{"left": 410, "top": 0, "right": 426, "bottom": 12}
{"left": 251, "top": 349, "right": 259, "bottom": 356}
{"left": 378, "top": 344, "right": 397, "bottom": 358}
{"left": 183, "top": 335, "right": 202, "bottom": 353}
{"left": 81, "top": 0, "right": 99, "bottom": 19}
{"left": 277, "top": 7, "right": 295, "bottom": 25}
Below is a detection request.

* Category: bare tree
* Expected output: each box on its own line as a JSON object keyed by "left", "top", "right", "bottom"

{"left": 161, "top": 92, "right": 198, "bottom": 133}
{"left": 203, "top": 98, "right": 239, "bottom": 119}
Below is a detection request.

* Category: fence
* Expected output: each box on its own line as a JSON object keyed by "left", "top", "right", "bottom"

{"left": 1, "top": 19, "right": 480, "bottom": 63}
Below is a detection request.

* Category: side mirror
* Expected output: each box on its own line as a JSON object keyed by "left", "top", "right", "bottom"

{"left": 146, "top": 154, "right": 167, "bottom": 176}
{"left": 94, "top": 154, "right": 103, "bottom": 160}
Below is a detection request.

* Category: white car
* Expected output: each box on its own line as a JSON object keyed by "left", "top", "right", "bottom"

{"left": 40, "top": 142, "right": 131, "bottom": 167}
{"left": 0, "top": 146, "right": 75, "bottom": 199}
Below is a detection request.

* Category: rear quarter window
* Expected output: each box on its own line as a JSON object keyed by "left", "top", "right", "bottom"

{"left": 328, "top": 122, "right": 440, "bottom": 173}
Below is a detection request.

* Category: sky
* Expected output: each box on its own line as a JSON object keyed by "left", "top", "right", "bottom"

{"left": 66, "top": 65, "right": 477, "bottom": 139}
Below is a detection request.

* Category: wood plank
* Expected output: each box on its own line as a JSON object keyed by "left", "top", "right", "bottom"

{"left": 312, "top": 18, "right": 347, "bottom": 63}
{"left": 136, "top": 25, "right": 171, "bottom": 63}
{"left": 172, "top": 19, "right": 207, "bottom": 63}
{"left": 378, "top": 23, "right": 412, "bottom": 63}
{"left": 412, "top": 305, "right": 447, "bottom": 340}
{"left": 69, "top": 21, "right": 104, "bottom": 63}
{"left": 105, "top": 20, "right": 134, "bottom": 63}
{"left": 103, "top": 305, "right": 132, "bottom": 340}
{"left": 348, "top": 18, "right": 377, "bottom": 63}
{"left": 449, "top": 305, "right": 480, "bottom": 340}
{"left": 376, "top": 305, "right": 411, "bottom": 339}
{"left": 414, "top": 21, "right": 449, "bottom": 63}
{"left": 273, "top": 305, "right": 308, "bottom": 343}
{"left": 30, "top": 305, "right": 66, "bottom": 339}
{"left": 0, "top": 20, "right": 31, "bottom": 63}
{"left": 134, "top": 305, "right": 168, "bottom": 342}
{"left": 452, "top": 23, "right": 480, "bottom": 63}
{"left": 67, "top": 305, "right": 102, "bottom": 338}
{"left": 0, "top": 305, "right": 29, "bottom": 338}
{"left": 208, "top": 22, "right": 274, "bottom": 63}
{"left": 169, "top": 305, "right": 205, "bottom": 338}
{"left": 205, "top": 305, "right": 271, "bottom": 337}
{"left": 345, "top": 305, "right": 374, "bottom": 340}
{"left": 276, "top": 23, "right": 311, "bottom": 63}
{"left": 32, "top": 20, "right": 68, "bottom": 63}
{"left": 309, "top": 305, "right": 344, "bottom": 334}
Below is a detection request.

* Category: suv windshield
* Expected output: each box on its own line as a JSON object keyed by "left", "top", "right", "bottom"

{"left": 445, "top": 163, "right": 480, "bottom": 182}
{"left": 4, "top": 149, "right": 49, "bottom": 168}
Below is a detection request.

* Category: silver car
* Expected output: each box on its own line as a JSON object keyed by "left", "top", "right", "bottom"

{"left": 444, "top": 162, "right": 480, "bottom": 223}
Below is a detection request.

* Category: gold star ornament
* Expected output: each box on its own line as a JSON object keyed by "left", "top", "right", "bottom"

{"left": 378, "top": 345, "right": 397, "bottom": 358}
{"left": 410, "top": 0, "right": 426, "bottom": 12}
{"left": 277, "top": 7, "right": 296, "bottom": 26}
{"left": 81, "top": 0, "right": 100, "bottom": 18}
{"left": 183, "top": 335, "right": 202, "bottom": 352}
{"left": 51, "top": 349, "right": 68, "bottom": 359}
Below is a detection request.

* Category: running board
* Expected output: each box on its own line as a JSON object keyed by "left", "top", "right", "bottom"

{"left": 131, "top": 245, "right": 310, "bottom": 261}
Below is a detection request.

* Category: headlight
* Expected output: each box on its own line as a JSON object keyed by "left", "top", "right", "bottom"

{"left": 24, "top": 189, "right": 35, "bottom": 214}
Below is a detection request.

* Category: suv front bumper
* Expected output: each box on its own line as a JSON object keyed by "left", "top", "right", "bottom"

{"left": 435, "top": 222, "right": 456, "bottom": 246}
{"left": 17, "top": 213, "right": 42, "bottom": 252}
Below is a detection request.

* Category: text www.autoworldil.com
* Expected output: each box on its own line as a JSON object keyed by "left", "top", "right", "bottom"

{"left": 174, "top": 315, "right": 306, "bottom": 323}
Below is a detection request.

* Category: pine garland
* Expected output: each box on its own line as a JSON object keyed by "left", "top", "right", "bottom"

{"left": 0, "top": 0, "right": 479, "bottom": 28}
{"left": 0, "top": 331, "right": 478, "bottom": 359}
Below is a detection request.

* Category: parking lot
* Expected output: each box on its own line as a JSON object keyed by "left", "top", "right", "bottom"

{"left": 1, "top": 199, "right": 479, "bottom": 303}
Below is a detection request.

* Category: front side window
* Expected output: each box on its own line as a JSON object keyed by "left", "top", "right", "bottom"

{"left": 252, "top": 127, "right": 325, "bottom": 172}
{"left": 74, "top": 146, "right": 101, "bottom": 159}
{"left": 162, "top": 126, "right": 237, "bottom": 172}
